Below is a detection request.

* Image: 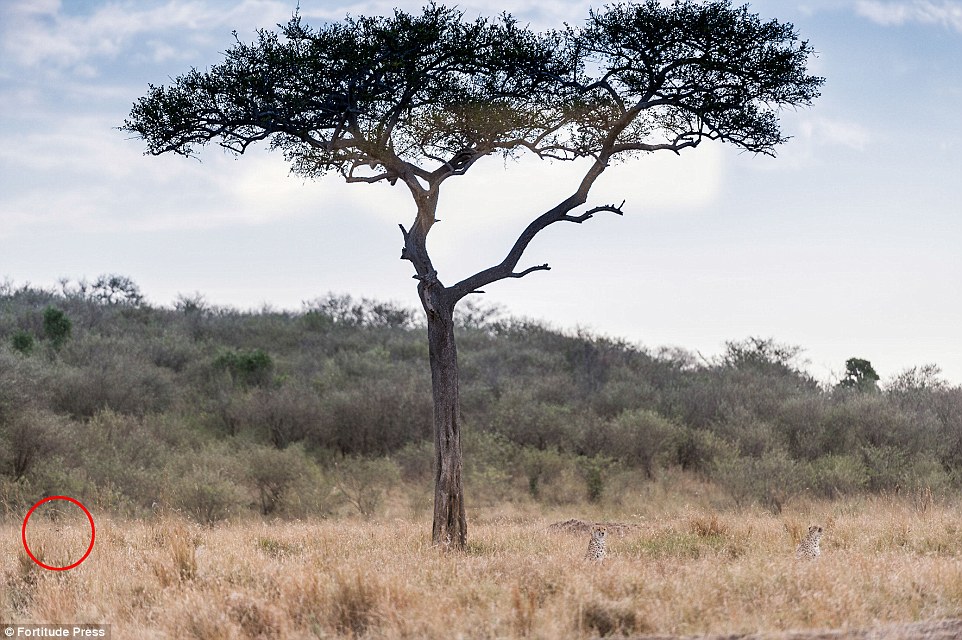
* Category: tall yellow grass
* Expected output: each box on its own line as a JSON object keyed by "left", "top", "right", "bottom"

{"left": 4, "top": 491, "right": 962, "bottom": 638}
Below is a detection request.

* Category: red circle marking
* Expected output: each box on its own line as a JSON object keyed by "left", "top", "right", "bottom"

{"left": 21, "top": 496, "right": 96, "bottom": 571}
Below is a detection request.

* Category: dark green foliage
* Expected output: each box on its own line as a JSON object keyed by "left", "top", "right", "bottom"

{"left": 124, "top": 4, "right": 575, "bottom": 166}
{"left": 11, "top": 331, "right": 34, "bottom": 355}
{"left": 42, "top": 306, "right": 71, "bottom": 348}
{"left": 839, "top": 357, "right": 880, "bottom": 392}
{"left": 213, "top": 348, "right": 274, "bottom": 387}
{"left": 579, "top": 455, "right": 613, "bottom": 503}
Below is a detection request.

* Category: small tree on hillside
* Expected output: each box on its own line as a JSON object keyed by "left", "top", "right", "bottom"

{"left": 42, "top": 306, "right": 71, "bottom": 349}
{"left": 839, "top": 357, "right": 880, "bottom": 392}
{"left": 123, "top": 1, "right": 823, "bottom": 549}
{"left": 90, "top": 274, "right": 145, "bottom": 307}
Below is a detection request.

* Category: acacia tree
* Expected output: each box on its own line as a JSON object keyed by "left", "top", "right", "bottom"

{"left": 123, "top": 0, "right": 822, "bottom": 549}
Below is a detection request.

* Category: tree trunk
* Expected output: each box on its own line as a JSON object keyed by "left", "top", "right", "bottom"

{"left": 423, "top": 287, "right": 467, "bottom": 550}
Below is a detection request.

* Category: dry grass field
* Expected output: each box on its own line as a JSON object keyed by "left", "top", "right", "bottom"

{"left": 5, "top": 483, "right": 962, "bottom": 639}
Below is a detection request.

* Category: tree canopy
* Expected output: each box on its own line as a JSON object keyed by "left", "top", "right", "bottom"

{"left": 124, "top": 1, "right": 822, "bottom": 232}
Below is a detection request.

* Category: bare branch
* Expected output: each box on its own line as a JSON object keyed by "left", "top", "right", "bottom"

{"left": 511, "top": 263, "right": 551, "bottom": 278}
{"left": 562, "top": 200, "right": 625, "bottom": 223}
{"left": 611, "top": 138, "right": 700, "bottom": 155}
{"left": 345, "top": 165, "right": 396, "bottom": 184}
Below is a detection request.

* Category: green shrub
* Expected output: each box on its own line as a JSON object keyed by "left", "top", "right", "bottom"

{"left": 827, "top": 394, "right": 932, "bottom": 454}
{"left": 517, "top": 446, "right": 567, "bottom": 499}
{"left": 713, "top": 449, "right": 801, "bottom": 513}
{"left": 671, "top": 429, "right": 727, "bottom": 474}
{"left": 169, "top": 463, "right": 245, "bottom": 525}
{"left": 578, "top": 455, "right": 614, "bottom": 503}
{"left": 607, "top": 409, "right": 680, "bottom": 477}
{"left": 860, "top": 445, "right": 908, "bottom": 492}
{"left": 462, "top": 430, "right": 516, "bottom": 502}
{"left": 11, "top": 331, "right": 35, "bottom": 355}
{"left": 805, "top": 454, "right": 869, "bottom": 498}
{"left": 775, "top": 396, "right": 840, "bottom": 459}
{"left": 488, "top": 389, "right": 579, "bottom": 450}
{"left": 244, "top": 443, "right": 336, "bottom": 517}
{"left": 42, "top": 307, "right": 71, "bottom": 348}
{"left": 71, "top": 410, "right": 172, "bottom": 512}
{"left": 213, "top": 348, "right": 274, "bottom": 387}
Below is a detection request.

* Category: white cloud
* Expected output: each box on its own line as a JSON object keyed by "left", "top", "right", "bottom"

{"left": 799, "top": 116, "right": 872, "bottom": 150}
{"left": 0, "top": 0, "right": 595, "bottom": 77}
{"left": 0, "top": 0, "right": 296, "bottom": 73}
{"left": 855, "top": 0, "right": 962, "bottom": 32}
{"left": 304, "top": 0, "right": 595, "bottom": 28}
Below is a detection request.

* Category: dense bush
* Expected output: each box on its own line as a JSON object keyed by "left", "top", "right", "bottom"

{"left": 213, "top": 348, "right": 275, "bottom": 387}
{"left": 1, "top": 279, "right": 961, "bottom": 517}
{"left": 243, "top": 444, "right": 337, "bottom": 517}
{"left": 42, "top": 306, "right": 71, "bottom": 348}
{"left": 11, "top": 331, "right": 34, "bottom": 355}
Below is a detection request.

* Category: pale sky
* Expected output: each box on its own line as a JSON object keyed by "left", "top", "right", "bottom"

{"left": 1, "top": 0, "right": 960, "bottom": 385}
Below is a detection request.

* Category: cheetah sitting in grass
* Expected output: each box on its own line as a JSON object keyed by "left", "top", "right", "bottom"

{"left": 795, "top": 524, "right": 823, "bottom": 559}
{"left": 585, "top": 526, "right": 607, "bottom": 561}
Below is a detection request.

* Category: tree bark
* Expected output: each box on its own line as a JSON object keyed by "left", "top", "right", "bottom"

{"left": 421, "top": 283, "right": 467, "bottom": 550}
{"left": 400, "top": 191, "right": 467, "bottom": 551}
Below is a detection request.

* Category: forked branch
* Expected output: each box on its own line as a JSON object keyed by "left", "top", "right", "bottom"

{"left": 448, "top": 189, "right": 626, "bottom": 301}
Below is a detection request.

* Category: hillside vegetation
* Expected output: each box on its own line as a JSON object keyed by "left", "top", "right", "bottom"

{"left": 1, "top": 277, "right": 961, "bottom": 522}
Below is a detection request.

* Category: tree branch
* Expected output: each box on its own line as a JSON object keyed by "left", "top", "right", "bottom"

{"left": 448, "top": 187, "right": 625, "bottom": 301}
{"left": 511, "top": 263, "right": 551, "bottom": 278}
{"left": 562, "top": 200, "right": 625, "bottom": 223}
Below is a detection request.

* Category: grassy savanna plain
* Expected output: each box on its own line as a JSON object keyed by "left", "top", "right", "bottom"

{"left": 6, "top": 477, "right": 962, "bottom": 639}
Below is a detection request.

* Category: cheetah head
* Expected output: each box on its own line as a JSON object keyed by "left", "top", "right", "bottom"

{"left": 808, "top": 525, "right": 823, "bottom": 540}
{"left": 592, "top": 526, "right": 607, "bottom": 541}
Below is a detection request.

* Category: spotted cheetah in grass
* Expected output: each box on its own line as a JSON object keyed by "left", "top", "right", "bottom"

{"left": 795, "top": 524, "right": 823, "bottom": 559}
{"left": 585, "top": 526, "right": 607, "bottom": 561}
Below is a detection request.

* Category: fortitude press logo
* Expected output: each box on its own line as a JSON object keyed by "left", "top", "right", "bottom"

{"left": 0, "top": 625, "right": 109, "bottom": 638}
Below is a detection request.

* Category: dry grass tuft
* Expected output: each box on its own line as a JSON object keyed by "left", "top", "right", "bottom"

{"left": 914, "top": 485, "right": 934, "bottom": 515}
{"left": 579, "top": 599, "right": 649, "bottom": 637}
{"left": 330, "top": 570, "right": 383, "bottom": 636}
{"left": 689, "top": 512, "right": 729, "bottom": 538}
{"left": 150, "top": 518, "right": 198, "bottom": 586}
{"left": 225, "top": 590, "right": 284, "bottom": 639}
